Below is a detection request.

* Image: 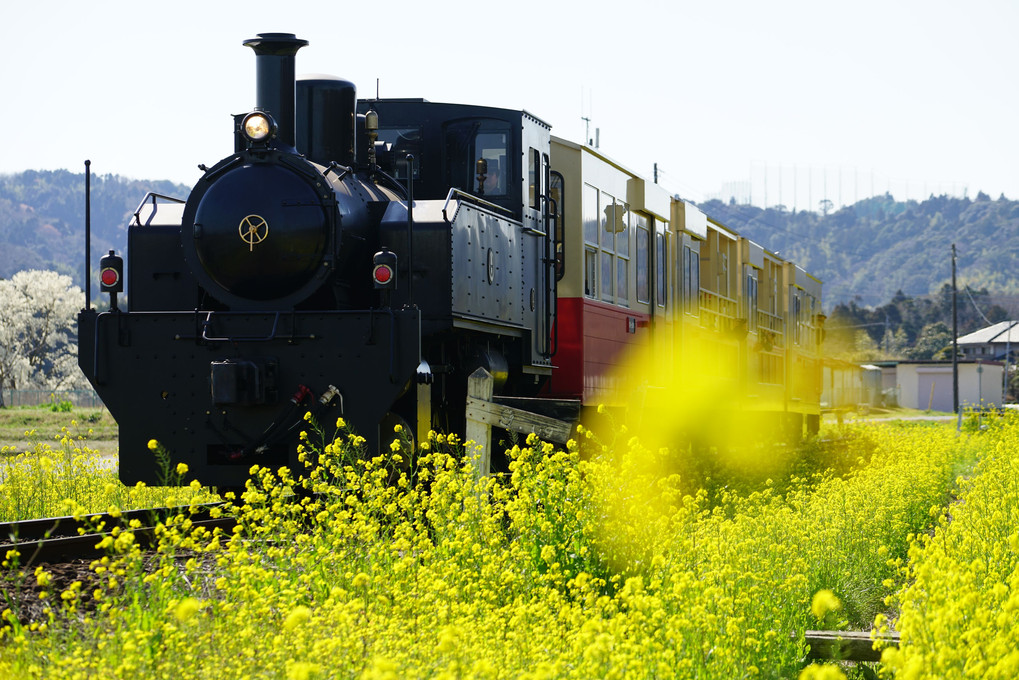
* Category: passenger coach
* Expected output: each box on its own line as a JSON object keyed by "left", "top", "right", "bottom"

{"left": 541, "top": 137, "right": 824, "bottom": 437}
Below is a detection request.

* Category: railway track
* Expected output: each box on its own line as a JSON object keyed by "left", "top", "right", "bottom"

{"left": 0, "top": 503, "right": 237, "bottom": 565}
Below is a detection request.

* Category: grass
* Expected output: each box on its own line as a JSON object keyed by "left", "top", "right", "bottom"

{"left": 0, "top": 406, "right": 212, "bottom": 523}
{"left": 824, "top": 405, "right": 956, "bottom": 423}
{"left": 0, "top": 405, "right": 117, "bottom": 455}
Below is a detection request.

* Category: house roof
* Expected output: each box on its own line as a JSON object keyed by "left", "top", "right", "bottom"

{"left": 957, "top": 320, "right": 1019, "bottom": 345}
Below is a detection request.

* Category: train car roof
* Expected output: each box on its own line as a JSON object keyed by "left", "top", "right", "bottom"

{"left": 551, "top": 135, "right": 645, "bottom": 179}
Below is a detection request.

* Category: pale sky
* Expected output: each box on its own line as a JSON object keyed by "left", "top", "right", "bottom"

{"left": 4, "top": 0, "right": 1017, "bottom": 211}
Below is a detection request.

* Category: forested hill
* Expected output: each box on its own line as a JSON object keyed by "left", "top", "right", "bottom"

{"left": 2, "top": 169, "right": 1017, "bottom": 318}
{"left": 0, "top": 170, "right": 189, "bottom": 288}
{"left": 697, "top": 193, "right": 1019, "bottom": 313}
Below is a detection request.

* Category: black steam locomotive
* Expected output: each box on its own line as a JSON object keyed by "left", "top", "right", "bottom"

{"left": 79, "top": 33, "right": 558, "bottom": 487}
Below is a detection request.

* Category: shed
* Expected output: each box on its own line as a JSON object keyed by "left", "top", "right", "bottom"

{"left": 893, "top": 360, "right": 1004, "bottom": 411}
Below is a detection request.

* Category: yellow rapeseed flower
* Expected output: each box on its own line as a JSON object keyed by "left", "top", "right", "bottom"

{"left": 286, "top": 661, "right": 321, "bottom": 680}
{"left": 173, "top": 597, "right": 201, "bottom": 622}
{"left": 34, "top": 567, "right": 51, "bottom": 588}
{"left": 283, "top": 605, "right": 312, "bottom": 631}
{"left": 436, "top": 625, "right": 458, "bottom": 654}
{"left": 798, "top": 664, "right": 846, "bottom": 680}
{"left": 810, "top": 590, "right": 841, "bottom": 619}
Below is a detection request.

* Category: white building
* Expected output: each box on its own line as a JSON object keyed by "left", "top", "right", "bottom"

{"left": 894, "top": 360, "right": 1005, "bottom": 411}
{"left": 957, "top": 321, "right": 1019, "bottom": 361}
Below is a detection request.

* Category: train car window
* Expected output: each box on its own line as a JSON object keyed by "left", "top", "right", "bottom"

{"left": 771, "top": 273, "right": 779, "bottom": 316}
{"left": 585, "top": 250, "right": 597, "bottom": 297}
{"left": 804, "top": 294, "right": 817, "bottom": 347}
{"left": 550, "top": 170, "right": 565, "bottom": 280}
{"left": 616, "top": 256, "right": 628, "bottom": 305}
{"left": 616, "top": 207, "right": 629, "bottom": 257}
{"left": 601, "top": 249, "right": 614, "bottom": 301}
{"left": 444, "top": 120, "right": 511, "bottom": 197}
{"left": 809, "top": 295, "right": 818, "bottom": 346}
{"left": 636, "top": 216, "right": 650, "bottom": 304}
{"left": 683, "top": 245, "right": 700, "bottom": 315}
{"left": 583, "top": 186, "right": 630, "bottom": 305}
{"left": 377, "top": 127, "right": 421, "bottom": 179}
{"left": 529, "top": 148, "right": 541, "bottom": 209}
{"left": 584, "top": 184, "right": 599, "bottom": 244}
{"left": 793, "top": 292, "right": 802, "bottom": 345}
{"left": 718, "top": 247, "right": 730, "bottom": 298}
{"left": 583, "top": 184, "right": 599, "bottom": 298}
{"left": 615, "top": 207, "right": 629, "bottom": 305}
{"left": 600, "top": 194, "right": 617, "bottom": 302}
{"left": 656, "top": 230, "right": 667, "bottom": 307}
{"left": 766, "top": 261, "right": 779, "bottom": 316}
{"left": 744, "top": 265, "right": 759, "bottom": 332}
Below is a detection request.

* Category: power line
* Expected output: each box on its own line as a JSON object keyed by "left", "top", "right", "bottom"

{"left": 963, "top": 284, "right": 993, "bottom": 326}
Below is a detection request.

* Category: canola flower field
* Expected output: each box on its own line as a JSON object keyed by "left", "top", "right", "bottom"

{"left": 0, "top": 421, "right": 217, "bottom": 522}
{"left": 1, "top": 411, "right": 1017, "bottom": 679}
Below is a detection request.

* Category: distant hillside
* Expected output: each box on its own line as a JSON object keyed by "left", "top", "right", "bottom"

{"left": 0, "top": 170, "right": 189, "bottom": 290}
{"left": 2, "top": 170, "right": 1017, "bottom": 321}
{"left": 697, "top": 193, "right": 1019, "bottom": 316}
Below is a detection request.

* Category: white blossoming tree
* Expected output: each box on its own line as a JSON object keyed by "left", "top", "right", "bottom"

{"left": 0, "top": 270, "right": 87, "bottom": 406}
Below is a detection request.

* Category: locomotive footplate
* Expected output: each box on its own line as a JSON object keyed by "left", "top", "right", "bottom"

{"left": 78, "top": 308, "right": 423, "bottom": 488}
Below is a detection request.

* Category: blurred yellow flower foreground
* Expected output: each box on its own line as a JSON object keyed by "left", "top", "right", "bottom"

{"left": 2, "top": 413, "right": 1016, "bottom": 679}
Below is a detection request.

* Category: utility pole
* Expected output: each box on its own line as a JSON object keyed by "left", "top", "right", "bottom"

{"left": 1005, "top": 321, "right": 1014, "bottom": 405}
{"left": 952, "top": 244, "right": 959, "bottom": 418}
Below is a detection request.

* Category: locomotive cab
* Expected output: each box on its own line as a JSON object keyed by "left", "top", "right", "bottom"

{"left": 352, "top": 98, "right": 558, "bottom": 360}
{"left": 355, "top": 99, "right": 550, "bottom": 228}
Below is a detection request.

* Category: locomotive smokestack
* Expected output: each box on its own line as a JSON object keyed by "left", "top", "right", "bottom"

{"left": 243, "top": 33, "right": 308, "bottom": 149}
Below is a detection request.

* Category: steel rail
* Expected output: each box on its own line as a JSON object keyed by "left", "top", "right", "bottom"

{"left": 0, "top": 502, "right": 234, "bottom": 564}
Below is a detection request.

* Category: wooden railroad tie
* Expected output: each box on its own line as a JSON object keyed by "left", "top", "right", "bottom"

{"left": 804, "top": 629, "right": 900, "bottom": 663}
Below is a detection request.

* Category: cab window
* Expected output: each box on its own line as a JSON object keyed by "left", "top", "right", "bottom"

{"left": 444, "top": 120, "right": 511, "bottom": 197}
{"left": 377, "top": 127, "right": 421, "bottom": 179}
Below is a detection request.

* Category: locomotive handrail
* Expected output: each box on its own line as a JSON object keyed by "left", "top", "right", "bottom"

{"left": 441, "top": 188, "right": 513, "bottom": 222}
{"left": 132, "top": 192, "right": 186, "bottom": 227}
{"left": 199, "top": 311, "right": 283, "bottom": 343}
{"left": 542, "top": 194, "right": 559, "bottom": 358}
{"left": 373, "top": 167, "right": 409, "bottom": 199}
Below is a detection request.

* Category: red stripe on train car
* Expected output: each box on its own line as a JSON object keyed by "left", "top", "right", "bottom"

{"left": 546, "top": 297, "right": 585, "bottom": 399}
{"left": 546, "top": 297, "right": 650, "bottom": 404}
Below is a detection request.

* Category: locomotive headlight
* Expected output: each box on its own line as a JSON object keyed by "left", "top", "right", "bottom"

{"left": 242, "top": 111, "right": 275, "bottom": 142}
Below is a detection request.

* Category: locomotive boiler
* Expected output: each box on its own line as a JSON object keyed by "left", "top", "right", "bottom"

{"left": 79, "top": 33, "right": 557, "bottom": 487}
